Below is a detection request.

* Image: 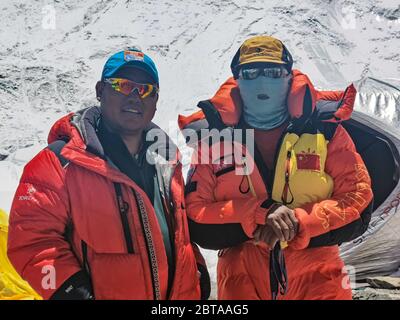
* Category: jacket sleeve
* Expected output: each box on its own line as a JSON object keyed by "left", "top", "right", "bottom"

{"left": 7, "top": 148, "right": 82, "bottom": 299}
{"left": 290, "top": 125, "right": 374, "bottom": 250}
{"left": 186, "top": 160, "right": 268, "bottom": 250}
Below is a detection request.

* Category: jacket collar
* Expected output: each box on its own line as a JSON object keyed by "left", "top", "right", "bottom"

{"left": 47, "top": 106, "right": 180, "bottom": 187}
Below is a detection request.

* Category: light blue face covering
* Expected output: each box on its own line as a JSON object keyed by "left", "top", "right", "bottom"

{"left": 237, "top": 75, "right": 292, "bottom": 130}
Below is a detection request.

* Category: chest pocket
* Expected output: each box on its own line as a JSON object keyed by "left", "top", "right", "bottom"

{"left": 272, "top": 132, "right": 334, "bottom": 209}
{"left": 66, "top": 169, "right": 150, "bottom": 299}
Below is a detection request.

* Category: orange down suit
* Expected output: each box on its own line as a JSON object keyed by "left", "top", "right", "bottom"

{"left": 178, "top": 70, "right": 373, "bottom": 300}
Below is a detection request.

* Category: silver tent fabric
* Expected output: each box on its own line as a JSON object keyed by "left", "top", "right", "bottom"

{"left": 340, "top": 77, "right": 400, "bottom": 280}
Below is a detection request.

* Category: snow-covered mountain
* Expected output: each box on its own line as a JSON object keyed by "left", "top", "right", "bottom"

{"left": 1, "top": 0, "right": 399, "bottom": 298}
{"left": 1, "top": 0, "right": 399, "bottom": 156}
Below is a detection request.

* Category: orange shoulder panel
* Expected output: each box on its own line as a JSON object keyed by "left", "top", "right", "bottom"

{"left": 209, "top": 77, "right": 242, "bottom": 126}
{"left": 287, "top": 70, "right": 318, "bottom": 118}
{"left": 334, "top": 84, "right": 356, "bottom": 121}
{"left": 178, "top": 110, "right": 206, "bottom": 130}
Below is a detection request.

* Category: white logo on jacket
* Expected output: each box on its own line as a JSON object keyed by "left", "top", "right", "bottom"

{"left": 18, "top": 186, "right": 36, "bottom": 201}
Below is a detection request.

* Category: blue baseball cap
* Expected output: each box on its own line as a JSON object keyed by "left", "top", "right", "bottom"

{"left": 101, "top": 48, "right": 159, "bottom": 86}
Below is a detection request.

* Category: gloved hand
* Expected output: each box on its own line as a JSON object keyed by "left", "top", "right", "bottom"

{"left": 258, "top": 202, "right": 299, "bottom": 242}
{"left": 254, "top": 224, "right": 280, "bottom": 248}
{"left": 266, "top": 204, "right": 299, "bottom": 242}
{"left": 50, "top": 270, "right": 94, "bottom": 300}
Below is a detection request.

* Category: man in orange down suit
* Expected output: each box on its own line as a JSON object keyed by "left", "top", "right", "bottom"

{"left": 178, "top": 36, "right": 373, "bottom": 300}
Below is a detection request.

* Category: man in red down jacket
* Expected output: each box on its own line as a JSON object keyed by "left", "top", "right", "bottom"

{"left": 7, "top": 48, "right": 210, "bottom": 300}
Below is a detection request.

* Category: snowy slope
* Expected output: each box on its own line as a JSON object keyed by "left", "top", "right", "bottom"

{"left": 0, "top": 0, "right": 399, "bottom": 298}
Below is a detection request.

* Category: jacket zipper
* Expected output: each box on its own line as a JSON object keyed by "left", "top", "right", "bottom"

{"left": 132, "top": 188, "right": 161, "bottom": 300}
{"left": 156, "top": 165, "right": 177, "bottom": 241}
{"left": 168, "top": 165, "right": 182, "bottom": 298}
{"left": 112, "top": 165, "right": 177, "bottom": 300}
{"left": 114, "top": 183, "right": 135, "bottom": 253}
{"left": 156, "top": 164, "right": 178, "bottom": 299}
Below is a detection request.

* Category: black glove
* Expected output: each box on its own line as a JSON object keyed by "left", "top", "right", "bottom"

{"left": 197, "top": 263, "right": 211, "bottom": 300}
{"left": 50, "top": 270, "right": 94, "bottom": 300}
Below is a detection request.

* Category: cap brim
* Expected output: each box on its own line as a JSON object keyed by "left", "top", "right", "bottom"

{"left": 105, "top": 62, "right": 158, "bottom": 85}
{"left": 239, "top": 58, "right": 287, "bottom": 67}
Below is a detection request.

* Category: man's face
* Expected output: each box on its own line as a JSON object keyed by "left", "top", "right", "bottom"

{"left": 96, "top": 66, "right": 158, "bottom": 135}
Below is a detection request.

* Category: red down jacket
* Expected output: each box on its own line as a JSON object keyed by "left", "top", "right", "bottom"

{"left": 8, "top": 106, "right": 203, "bottom": 300}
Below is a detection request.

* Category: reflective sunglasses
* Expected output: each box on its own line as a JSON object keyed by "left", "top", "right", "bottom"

{"left": 239, "top": 66, "right": 289, "bottom": 80}
{"left": 104, "top": 78, "right": 159, "bottom": 98}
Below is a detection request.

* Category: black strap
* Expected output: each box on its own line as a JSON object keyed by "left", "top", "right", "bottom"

{"left": 197, "top": 263, "right": 211, "bottom": 300}
{"left": 197, "top": 100, "right": 227, "bottom": 131}
{"left": 269, "top": 242, "right": 288, "bottom": 300}
{"left": 81, "top": 241, "right": 91, "bottom": 276}
{"left": 114, "top": 183, "right": 135, "bottom": 254}
{"left": 47, "top": 140, "right": 69, "bottom": 167}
